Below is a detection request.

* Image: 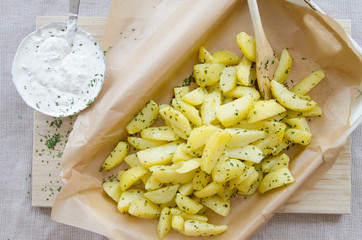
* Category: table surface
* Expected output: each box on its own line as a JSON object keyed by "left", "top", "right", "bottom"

{"left": 0, "top": 0, "right": 361, "bottom": 239}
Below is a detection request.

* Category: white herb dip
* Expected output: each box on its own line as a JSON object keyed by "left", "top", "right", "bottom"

{"left": 12, "top": 22, "right": 106, "bottom": 117}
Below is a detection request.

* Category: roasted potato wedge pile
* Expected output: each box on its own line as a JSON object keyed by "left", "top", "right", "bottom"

{"left": 101, "top": 32, "right": 325, "bottom": 238}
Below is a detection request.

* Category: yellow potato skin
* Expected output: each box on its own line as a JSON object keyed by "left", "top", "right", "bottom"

{"left": 200, "top": 130, "right": 231, "bottom": 174}
{"left": 159, "top": 106, "right": 192, "bottom": 139}
{"left": 144, "top": 185, "right": 179, "bottom": 204}
{"left": 201, "top": 195, "right": 230, "bottom": 217}
{"left": 193, "top": 63, "right": 225, "bottom": 87}
{"left": 216, "top": 96, "right": 253, "bottom": 127}
{"left": 126, "top": 100, "right": 159, "bottom": 134}
{"left": 103, "top": 181, "right": 122, "bottom": 202}
{"left": 117, "top": 189, "right": 145, "bottom": 214}
{"left": 102, "top": 141, "right": 129, "bottom": 171}
{"left": 270, "top": 80, "right": 316, "bottom": 111}
{"left": 199, "top": 46, "right": 214, "bottom": 63}
{"left": 157, "top": 207, "right": 172, "bottom": 239}
{"left": 183, "top": 220, "right": 228, "bottom": 237}
{"left": 119, "top": 166, "right": 148, "bottom": 191}
{"left": 236, "top": 32, "right": 256, "bottom": 62}
{"left": 247, "top": 100, "right": 286, "bottom": 123}
{"left": 258, "top": 168, "right": 295, "bottom": 194}
{"left": 273, "top": 48, "right": 293, "bottom": 83}
{"left": 291, "top": 70, "right": 326, "bottom": 96}
{"left": 128, "top": 197, "right": 161, "bottom": 219}
{"left": 212, "top": 50, "right": 241, "bottom": 65}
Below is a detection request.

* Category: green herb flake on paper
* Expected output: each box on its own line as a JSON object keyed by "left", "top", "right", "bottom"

{"left": 45, "top": 133, "right": 61, "bottom": 150}
{"left": 182, "top": 74, "right": 196, "bottom": 86}
{"left": 49, "top": 119, "right": 63, "bottom": 129}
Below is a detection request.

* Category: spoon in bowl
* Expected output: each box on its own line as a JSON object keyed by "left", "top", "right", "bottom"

{"left": 247, "top": 0, "right": 278, "bottom": 99}
{"left": 66, "top": 0, "right": 80, "bottom": 45}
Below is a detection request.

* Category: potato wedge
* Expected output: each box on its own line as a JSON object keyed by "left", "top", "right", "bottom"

{"left": 172, "top": 98, "right": 202, "bottom": 126}
{"left": 225, "top": 145, "right": 264, "bottom": 163}
{"left": 102, "top": 141, "right": 129, "bottom": 171}
{"left": 225, "top": 128, "right": 265, "bottom": 148}
{"left": 187, "top": 124, "right": 220, "bottom": 150}
{"left": 236, "top": 32, "right": 256, "bottom": 62}
{"left": 150, "top": 165, "right": 197, "bottom": 185}
{"left": 236, "top": 57, "right": 253, "bottom": 86}
{"left": 178, "top": 182, "right": 194, "bottom": 196}
{"left": 236, "top": 168, "right": 261, "bottom": 195}
{"left": 200, "top": 130, "right": 231, "bottom": 174}
{"left": 212, "top": 50, "right": 241, "bottom": 65}
{"left": 174, "top": 86, "right": 189, "bottom": 100}
{"left": 272, "top": 137, "right": 292, "bottom": 156}
{"left": 170, "top": 208, "right": 208, "bottom": 222}
{"left": 286, "top": 104, "right": 322, "bottom": 118}
{"left": 271, "top": 80, "right": 316, "bottom": 111}
{"left": 199, "top": 46, "right": 214, "bottom": 63}
{"left": 182, "top": 144, "right": 203, "bottom": 158}
{"left": 117, "top": 189, "right": 145, "bottom": 214}
{"left": 140, "top": 126, "right": 179, "bottom": 141}
{"left": 172, "top": 143, "right": 194, "bottom": 163}
{"left": 128, "top": 197, "right": 161, "bottom": 219}
{"left": 260, "top": 153, "right": 290, "bottom": 173}
{"left": 145, "top": 175, "right": 163, "bottom": 190}
{"left": 220, "top": 66, "right": 237, "bottom": 93}
{"left": 103, "top": 181, "right": 122, "bottom": 202}
{"left": 284, "top": 128, "right": 312, "bottom": 145}
{"left": 216, "top": 96, "right": 253, "bottom": 127}
{"left": 175, "top": 193, "right": 203, "bottom": 214}
{"left": 193, "top": 63, "right": 225, "bottom": 87}
{"left": 200, "top": 89, "right": 222, "bottom": 125}
{"left": 223, "top": 86, "right": 260, "bottom": 101}
{"left": 247, "top": 100, "right": 286, "bottom": 123}
{"left": 123, "top": 153, "right": 141, "bottom": 167}
{"left": 192, "top": 170, "right": 212, "bottom": 191}
{"left": 183, "top": 220, "right": 228, "bottom": 237}
{"left": 183, "top": 87, "right": 206, "bottom": 106}
{"left": 283, "top": 117, "right": 310, "bottom": 132}
{"left": 119, "top": 166, "right": 148, "bottom": 191}
{"left": 212, "top": 158, "right": 247, "bottom": 183}
{"left": 144, "top": 185, "right": 179, "bottom": 204}
{"left": 171, "top": 215, "right": 185, "bottom": 233}
{"left": 258, "top": 168, "right": 295, "bottom": 193}
{"left": 228, "top": 165, "right": 253, "bottom": 189}
{"left": 159, "top": 106, "right": 192, "bottom": 139}
{"left": 137, "top": 141, "right": 180, "bottom": 168}
{"left": 249, "top": 66, "right": 257, "bottom": 85}
{"left": 223, "top": 97, "right": 233, "bottom": 104}
{"left": 175, "top": 158, "right": 201, "bottom": 173}
{"left": 126, "top": 100, "right": 159, "bottom": 134}
{"left": 201, "top": 195, "right": 230, "bottom": 217}
{"left": 127, "top": 136, "right": 167, "bottom": 150}
{"left": 291, "top": 70, "right": 326, "bottom": 96}
{"left": 217, "top": 185, "right": 238, "bottom": 200}
{"left": 273, "top": 48, "right": 293, "bottom": 83}
{"left": 252, "top": 130, "right": 284, "bottom": 155}
{"left": 194, "top": 181, "right": 224, "bottom": 198}
{"left": 158, "top": 207, "right": 172, "bottom": 239}
{"left": 262, "top": 121, "right": 287, "bottom": 136}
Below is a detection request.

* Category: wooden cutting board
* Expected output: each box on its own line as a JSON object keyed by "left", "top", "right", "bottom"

{"left": 32, "top": 16, "right": 352, "bottom": 214}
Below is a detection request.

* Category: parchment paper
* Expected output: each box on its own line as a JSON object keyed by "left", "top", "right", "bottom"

{"left": 51, "top": 0, "right": 362, "bottom": 239}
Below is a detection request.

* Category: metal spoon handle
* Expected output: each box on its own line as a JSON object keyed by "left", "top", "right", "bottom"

{"left": 67, "top": 0, "right": 80, "bottom": 45}
{"left": 69, "top": 0, "right": 80, "bottom": 21}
